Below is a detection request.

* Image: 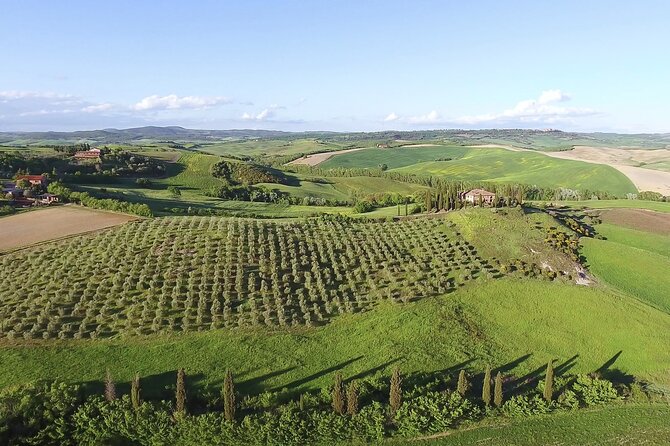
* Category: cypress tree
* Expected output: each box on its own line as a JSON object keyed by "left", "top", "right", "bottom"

{"left": 389, "top": 366, "right": 402, "bottom": 416}
{"left": 482, "top": 365, "right": 492, "bottom": 406}
{"left": 493, "top": 372, "right": 503, "bottom": 407}
{"left": 175, "top": 368, "right": 187, "bottom": 417}
{"left": 544, "top": 360, "right": 554, "bottom": 402}
{"left": 299, "top": 393, "right": 305, "bottom": 411}
{"left": 131, "top": 372, "right": 141, "bottom": 410}
{"left": 104, "top": 369, "right": 116, "bottom": 402}
{"left": 346, "top": 380, "right": 359, "bottom": 416}
{"left": 457, "top": 370, "right": 468, "bottom": 396}
{"left": 332, "top": 372, "right": 345, "bottom": 415}
{"left": 222, "top": 369, "right": 236, "bottom": 422}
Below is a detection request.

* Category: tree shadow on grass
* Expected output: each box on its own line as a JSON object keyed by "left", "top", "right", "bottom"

{"left": 511, "top": 354, "right": 579, "bottom": 394}
{"left": 273, "top": 356, "right": 364, "bottom": 393}
{"left": 238, "top": 366, "right": 298, "bottom": 395}
{"left": 347, "top": 357, "right": 404, "bottom": 383}
{"left": 77, "top": 369, "right": 206, "bottom": 402}
{"left": 595, "top": 351, "right": 634, "bottom": 385}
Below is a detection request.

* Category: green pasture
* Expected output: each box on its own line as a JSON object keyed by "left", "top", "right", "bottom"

{"left": 319, "top": 145, "right": 473, "bottom": 170}
{"left": 415, "top": 404, "right": 670, "bottom": 445}
{"left": 595, "top": 223, "right": 670, "bottom": 258}
{"left": 550, "top": 199, "right": 670, "bottom": 213}
{"left": 581, "top": 237, "right": 670, "bottom": 314}
{"left": 2, "top": 279, "right": 670, "bottom": 399}
{"left": 391, "top": 149, "right": 637, "bottom": 196}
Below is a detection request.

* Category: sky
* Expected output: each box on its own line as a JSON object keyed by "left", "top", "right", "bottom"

{"left": 1, "top": 0, "right": 669, "bottom": 133}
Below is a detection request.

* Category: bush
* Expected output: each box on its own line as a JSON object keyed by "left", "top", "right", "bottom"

{"left": 571, "top": 375, "right": 619, "bottom": 406}
{"left": 211, "top": 160, "right": 288, "bottom": 185}
{"left": 501, "top": 394, "right": 552, "bottom": 417}
{"left": 394, "top": 391, "right": 480, "bottom": 437}
{"left": 0, "top": 381, "right": 82, "bottom": 445}
{"left": 352, "top": 201, "right": 375, "bottom": 214}
{"left": 0, "top": 204, "right": 15, "bottom": 216}
{"left": 135, "top": 177, "right": 152, "bottom": 187}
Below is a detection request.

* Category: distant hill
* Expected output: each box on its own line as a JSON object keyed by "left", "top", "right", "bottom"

{"left": 0, "top": 126, "right": 668, "bottom": 149}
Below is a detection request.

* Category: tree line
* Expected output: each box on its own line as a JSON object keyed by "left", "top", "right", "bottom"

{"left": 0, "top": 361, "right": 630, "bottom": 445}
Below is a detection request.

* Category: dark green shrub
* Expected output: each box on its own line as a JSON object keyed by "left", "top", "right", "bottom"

{"left": 394, "top": 391, "right": 480, "bottom": 436}
{"left": 571, "top": 375, "right": 619, "bottom": 406}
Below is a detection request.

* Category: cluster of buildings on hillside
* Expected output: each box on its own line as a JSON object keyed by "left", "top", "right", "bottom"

{"left": 2, "top": 175, "right": 59, "bottom": 207}
{"left": 461, "top": 188, "right": 496, "bottom": 205}
{"left": 73, "top": 147, "right": 102, "bottom": 160}
{"left": 1, "top": 147, "right": 104, "bottom": 208}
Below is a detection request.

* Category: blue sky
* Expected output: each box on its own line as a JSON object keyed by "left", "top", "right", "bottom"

{"left": 1, "top": 0, "right": 669, "bottom": 132}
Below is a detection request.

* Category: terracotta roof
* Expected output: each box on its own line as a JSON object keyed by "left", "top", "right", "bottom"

{"left": 16, "top": 175, "right": 46, "bottom": 181}
{"left": 464, "top": 188, "right": 495, "bottom": 196}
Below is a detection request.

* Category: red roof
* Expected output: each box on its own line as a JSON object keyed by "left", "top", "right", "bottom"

{"left": 464, "top": 188, "right": 496, "bottom": 196}
{"left": 17, "top": 175, "right": 46, "bottom": 181}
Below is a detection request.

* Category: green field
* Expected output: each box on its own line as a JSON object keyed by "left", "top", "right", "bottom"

{"left": 260, "top": 175, "right": 426, "bottom": 202}
{"left": 320, "top": 145, "right": 638, "bottom": 195}
{"left": 581, "top": 235, "right": 670, "bottom": 314}
{"left": 556, "top": 199, "right": 670, "bottom": 213}
{"left": 391, "top": 149, "right": 637, "bottom": 195}
{"left": 2, "top": 131, "right": 669, "bottom": 444}
{"left": 415, "top": 405, "right": 670, "bottom": 445}
{"left": 193, "top": 138, "right": 357, "bottom": 157}
{"left": 596, "top": 222, "right": 670, "bottom": 257}
{"left": 319, "top": 145, "right": 474, "bottom": 170}
{"left": 3, "top": 279, "right": 670, "bottom": 399}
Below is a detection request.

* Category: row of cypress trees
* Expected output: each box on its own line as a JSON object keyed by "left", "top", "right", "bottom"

{"left": 104, "top": 368, "right": 236, "bottom": 421}
{"left": 101, "top": 361, "right": 556, "bottom": 421}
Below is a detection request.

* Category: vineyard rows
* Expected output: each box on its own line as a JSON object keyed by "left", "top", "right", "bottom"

{"left": 0, "top": 216, "right": 499, "bottom": 339}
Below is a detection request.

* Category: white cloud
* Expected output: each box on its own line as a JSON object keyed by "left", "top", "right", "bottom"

{"left": 241, "top": 104, "right": 285, "bottom": 121}
{"left": 0, "top": 90, "right": 75, "bottom": 101}
{"left": 132, "top": 94, "right": 230, "bottom": 111}
{"left": 384, "top": 112, "right": 400, "bottom": 122}
{"left": 538, "top": 89, "right": 570, "bottom": 104}
{"left": 407, "top": 110, "right": 442, "bottom": 124}
{"left": 81, "top": 103, "right": 114, "bottom": 113}
{"left": 455, "top": 90, "right": 597, "bottom": 125}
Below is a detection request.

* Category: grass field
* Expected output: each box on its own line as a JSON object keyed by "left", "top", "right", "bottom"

{"left": 76, "top": 152, "right": 430, "bottom": 216}
{"left": 596, "top": 223, "right": 670, "bottom": 257}
{"left": 551, "top": 199, "right": 670, "bottom": 213}
{"left": 193, "top": 138, "right": 353, "bottom": 157}
{"left": 320, "top": 145, "right": 638, "bottom": 196}
{"left": 392, "top": 148, "right": 637, "bottom": 196}
{"left": 581, "top": 230, "right": 670, "bottom": 314}
{"left": 445, "top": 208, "right": 574, "bottom": 268}
{"left": 2, "top": 279, "right": 670, "bottom": 399}
{"left": 319, "top": 145, "right": 474, "bottom": 170}
{"left": 260, "top": 175, "right": 426, "bottom": 202}
{"left": 414, "top": 404, "right": 670, "bottom": 445}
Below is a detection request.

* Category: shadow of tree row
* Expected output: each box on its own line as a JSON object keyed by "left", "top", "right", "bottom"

{"left": 78, "top": 350, "right": 632, "bottom": 409}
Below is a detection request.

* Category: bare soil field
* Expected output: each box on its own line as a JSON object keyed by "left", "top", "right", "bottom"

{"left": 0, "top": 205, "right": 137, "bottom": 252}
{"left": 555, "top": 146, "right": 670, "bottom": 167}
{"left": 600, "top": 208, "right": 670, "bottom": 235}
{"left": 544, "top": 146, "right": 670, "bottom": 195}
{"left": 287, "top": 148, "right": 366, "bottom": 166}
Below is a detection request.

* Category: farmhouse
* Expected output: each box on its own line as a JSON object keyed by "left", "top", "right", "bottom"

{"left": 16, "top": 174, "right": 48, "bottom": 187}
{"left": 461, "top": 188, "right": 496, "bottom": 205}
{"left": 74, "top": 147, "right": 102, "bottom": 160}
{"left": 36, "top": 193, "right": 59, "bottom": 205}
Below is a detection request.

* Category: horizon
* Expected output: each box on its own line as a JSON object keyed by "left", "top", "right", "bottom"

{"left": 2, "top": 0, "right": 670, "bottom": 133}
{"left": 2, "top": 125, "right": 670, "bottom": 137}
